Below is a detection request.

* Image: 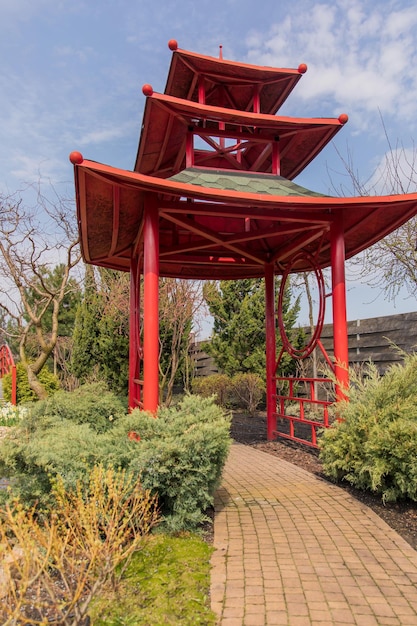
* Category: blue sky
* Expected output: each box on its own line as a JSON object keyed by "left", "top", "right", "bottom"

{"left": 1, "top": 0, "right": 417, "bottom": 326}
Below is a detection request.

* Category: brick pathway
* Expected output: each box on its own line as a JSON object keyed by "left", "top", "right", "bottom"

{"left": 210, "top": 443, "right": 417, "bottom": 625}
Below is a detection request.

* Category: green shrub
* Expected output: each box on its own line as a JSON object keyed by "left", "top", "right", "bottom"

{"left": 28, "top": 381, "right": 126, "bottom": 433}
{"left": 319, "top": 354, "right": 417, "bottom": 502}
{"left": 192, "top": 373, "right": 265, "bottom": 414}
{"left": 231, "top": 372, "right": 265, "bottom": 415}
{"left": 0, "top": 392, "right": 231, "bottom": 530}
{"left": 192, "top": 374, "right": 233, "bottom": 407}
{"left": 126, "top": 396, "right": 231, "bottom": 530}
{"left": 2, "top": 362, "right": 60, "bottom": 403}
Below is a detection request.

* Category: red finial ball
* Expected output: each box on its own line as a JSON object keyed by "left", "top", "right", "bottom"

{"left": 338, "top": 113, "right": 349, "bottom": 125}
{"left": 298, "top": 63, "right": 308, "bottom": 74}
{"left": 168, "top": 39, "right": 178, "bottom": 51}
{"left": 142, "top": 84, "right": 154, "bottom": 96}
{"left": 69, "top": 151, "right": 83, "bottom": 165}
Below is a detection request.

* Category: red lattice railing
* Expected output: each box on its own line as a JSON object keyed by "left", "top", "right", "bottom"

{"left": 274, "top": 375, "right": 335, "bottom": 447}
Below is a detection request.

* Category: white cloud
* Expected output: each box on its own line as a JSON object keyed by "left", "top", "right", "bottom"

{"left": 245, "top": 0, "right": 417, "bottom": 132}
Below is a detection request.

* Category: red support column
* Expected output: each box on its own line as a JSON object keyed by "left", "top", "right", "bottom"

{"left": 128, "top": 253, "right": 141, "bottom": 410}
{"left": 272, "top": 140, "right": 281, "bottom": 176}
{"left": 11, "top": 365, "right": 16, "bottom": 406}
{"left": 265, "top": 263, "right": 277, "bottom": 440}
{"left": 331, "top": 215, "right": 349, "bottom": 401}
{"left": 186, "top": 129, "right": 194, "bottom": 168}
{"left": 143, "top": 195, "right": 159, "bottom": 413}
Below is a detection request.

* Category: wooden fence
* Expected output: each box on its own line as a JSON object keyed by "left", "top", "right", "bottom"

{"left": 191, "top": 311, "right": 417, "bottom": 376}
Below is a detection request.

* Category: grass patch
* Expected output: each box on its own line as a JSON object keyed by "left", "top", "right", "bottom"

{"left": 90, "top": 533, "right": 216, "bottom": 625}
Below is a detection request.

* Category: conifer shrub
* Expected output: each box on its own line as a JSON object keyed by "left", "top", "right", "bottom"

{"left": 123, "top": 395, "right": 231, "bottom": 530}
{"left": 28, "top": 381, "right": 126, "bottom": 433}
{"left": 2, "top": 362, "right": 60, "bottom": 403}
{"left": 0, "top": 391, "right": 231, "bottom": 529}
{"left": 319, "top": 354, "right": 417, "bottom": 502}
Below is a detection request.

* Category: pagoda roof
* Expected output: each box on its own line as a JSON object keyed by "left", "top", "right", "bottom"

{"left": 164, "top": 47, "right": 304, "bottom": 114}
{"left": 134, "top": 92, "right": 346, "bottom": 178}
{"left": 72, "top": 159, "right": 417, "bottom": 280}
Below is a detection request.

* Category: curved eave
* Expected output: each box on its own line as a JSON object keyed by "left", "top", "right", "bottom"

{"left": 74, "top": 159, "right": 417, "bottom": 279}
{"left": 134, "top": 92, "right": 345, "bottom": 179}
{"left": 165, "top": 48, "right": 303, "bottom": 114}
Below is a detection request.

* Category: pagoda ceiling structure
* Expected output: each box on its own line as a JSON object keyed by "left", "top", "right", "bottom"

{"left": 71, "top": 40, "right": 417, "bottom": 445}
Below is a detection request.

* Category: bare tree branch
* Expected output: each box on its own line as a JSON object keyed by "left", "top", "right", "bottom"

{"left": 0, "top": 185, "right": 82, "bottom": 399}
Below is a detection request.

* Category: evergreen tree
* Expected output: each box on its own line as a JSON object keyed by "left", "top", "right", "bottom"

{"left": 71, "top": 265, "right": 102, "bottom": 383}
{"left": 71, "top": 267, "right": 129, "bottom": 395}
{"left": 203, "top": 278, "right": 302, "bottom": 378}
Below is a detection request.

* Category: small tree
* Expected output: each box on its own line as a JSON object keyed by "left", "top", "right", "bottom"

{"left": 159, "top": 278, "right": 203, "bottom": 405}
{"left": 71, "top": 267, "right": 129, "bottom": 395}
{"left": 0, "top": 187, "right": 81, "bottom": 399}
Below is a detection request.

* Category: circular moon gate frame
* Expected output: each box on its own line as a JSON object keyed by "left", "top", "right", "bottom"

{"left": 276, "top": 252, "right": 335, "bottom": 447}
{"left": 278, "top": 252, "right": 326, "bottom": 360}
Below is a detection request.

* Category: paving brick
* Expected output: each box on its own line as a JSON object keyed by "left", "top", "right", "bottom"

{"left": 210, "top": 444, "right": 417, "bottom": 625}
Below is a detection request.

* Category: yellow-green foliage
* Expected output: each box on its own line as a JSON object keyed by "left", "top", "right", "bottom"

{"left": 0, "top": 464, "right": 159, "bottom": 625}
{"left": 192, "top": 374, "right": 232, "bottom": 406}
{"left": 319, "top": 354, "right": 417, "bottom": 502}
{"left": 231, "top": 372, "right": 265, "bottom": 415}
{"left": 2, "top": 362, "right": 60, "bottom": 404}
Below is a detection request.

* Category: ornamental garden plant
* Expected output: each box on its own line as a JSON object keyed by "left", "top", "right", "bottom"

{"left": 0, "top": 385, "right": 229, "bottom": 623}
{"left": 0, "top": 384, "right": 231, "bottom": 530}
{"left": 0, "top": 402, "right": 28, "bottom": 426}
{"left": 319, "top": 352, "right": 417, "bottom": 503}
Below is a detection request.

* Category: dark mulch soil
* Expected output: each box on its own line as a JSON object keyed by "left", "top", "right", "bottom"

{"left": 231, "top": 411, "right": 417, "bottom": 552}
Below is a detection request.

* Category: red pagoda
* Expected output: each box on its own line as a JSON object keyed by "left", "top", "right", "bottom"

{"left": 70, "top": 40, "right": 417, "bottom": 446}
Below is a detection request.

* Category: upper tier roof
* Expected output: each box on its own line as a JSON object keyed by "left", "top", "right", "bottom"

{"left": 164, "top": 46, "right": 304, "bottom": 114}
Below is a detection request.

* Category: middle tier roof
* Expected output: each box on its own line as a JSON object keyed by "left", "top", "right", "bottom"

{"left": 134, "top": 92, "right": 346, "bottom": 179}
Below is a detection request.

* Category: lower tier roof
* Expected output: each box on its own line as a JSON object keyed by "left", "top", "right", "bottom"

{"left": 73, "top": 159, "right": 417, "bottom": 280}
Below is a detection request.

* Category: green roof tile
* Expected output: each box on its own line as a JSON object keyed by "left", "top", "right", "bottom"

{"left": 169, "top": 168, "right": 328, "bottom": 198}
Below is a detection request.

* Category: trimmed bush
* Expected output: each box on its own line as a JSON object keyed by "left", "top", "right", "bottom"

{"left": 2, "top": 362, "right": 60, "bottom": 404}
{"left": 125, "top": 396, "right": 231, "bottom": 530}
{"left": 319, "top": 354, "right": 417, "bottom": 503}
{"left": 192, "top": 372, "right": 265, "bottom": 414}
{"left": 0, "top": 390, "right": 231, "bottom": 529}
{"left": 231, "top": 373, "right": 265, "bottom": 415}
{"left": 192, "top": 374, "right": 233, "bottom": 407}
